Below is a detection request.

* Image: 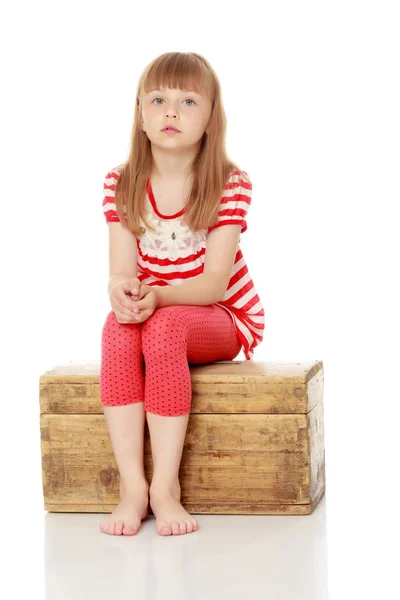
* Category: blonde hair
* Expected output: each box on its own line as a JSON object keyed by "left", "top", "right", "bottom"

{"left": 114, "top": 51, "right": 249, "bottom": 235}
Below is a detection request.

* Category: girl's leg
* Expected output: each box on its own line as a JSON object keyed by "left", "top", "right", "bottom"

{"left": 100, "top": 310, "right": 145, "bottom": 408}
{"left": 99, "top": 311, "right": 148, "bottom": 536}
{"left": 141, "top": 304, "right": 241, "bottom": 535}
{"left": 100, "top": 311, "right": 146, "bottom": 482}
{"left": 142, "top": 304, "right": 241, "bottom": 417}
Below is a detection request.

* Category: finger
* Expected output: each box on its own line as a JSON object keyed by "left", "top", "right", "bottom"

{"left": 131, "top": 297, "right": 142, "bottom": 309}
{"left": 135, "top": 285, "right": 147, "bottom": 300}
{"left": 129, "top": 298, "right": 145, "bottom": 320}
{"left": 133, "top": 298, "right": 149, "bottom": 314}
{"left": 131, "top": 282, "right": 141, "bottom": 295}
{"left": 133, "top": 310, "right": 145, "bottom": 322}
{"left": 118, "top": 301, "right": 137, "bottom": 322}
{"left": 126, "top": 298, "right": 138, "bottom": 313}
{"left": 131, "top": 292, "right": 146, "bottom": 308}
{"left": 121, "top": 312, "right": 139, "bottom": 324}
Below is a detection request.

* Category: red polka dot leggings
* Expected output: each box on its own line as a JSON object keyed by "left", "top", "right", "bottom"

{"left": 100, "top": 304, "right": 242, "bottom": 416}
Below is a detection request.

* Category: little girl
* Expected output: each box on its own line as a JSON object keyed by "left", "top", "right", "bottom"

{"left": 99, "top": 52, "right": 265, "bottom": 537}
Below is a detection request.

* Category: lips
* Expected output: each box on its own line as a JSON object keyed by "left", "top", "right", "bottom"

{"left": 162, "top": 127, "right": 180, "bottom": 132}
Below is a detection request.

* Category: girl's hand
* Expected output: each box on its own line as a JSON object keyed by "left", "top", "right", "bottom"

{"left": 109, "top": 276, "right": 143, "bottom": 324}
{"left": 131, "top": 284, "right": 158, "bottom": 323}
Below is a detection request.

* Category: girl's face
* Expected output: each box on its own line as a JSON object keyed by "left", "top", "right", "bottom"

{"left": 140, "top": 87, "right": 212, "bottom": 149}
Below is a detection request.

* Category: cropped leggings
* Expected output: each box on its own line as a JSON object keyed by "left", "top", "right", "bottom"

{"left": 100, "top": 304, "right": 242, "bottom": 416}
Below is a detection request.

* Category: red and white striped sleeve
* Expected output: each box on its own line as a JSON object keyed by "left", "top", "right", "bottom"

{"left": 208, "top": 170, "right": 252, "bottom": 234}
{"left": 102, "top": 168, "right": 121, "bottom": 224}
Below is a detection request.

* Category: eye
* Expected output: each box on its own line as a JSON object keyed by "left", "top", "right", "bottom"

{"left": 152, "top": 98, "right": 196, "bottom": 106}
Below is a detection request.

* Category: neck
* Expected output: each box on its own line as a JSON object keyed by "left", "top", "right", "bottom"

{"left": 150, "top": 141, "right": 200, "bottom": 181}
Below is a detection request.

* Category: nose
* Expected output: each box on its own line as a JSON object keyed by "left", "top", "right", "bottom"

{"left": 165, "top": 102, "right": 179, "bottom": 118}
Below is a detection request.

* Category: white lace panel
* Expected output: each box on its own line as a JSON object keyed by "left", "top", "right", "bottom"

{"left": 138, "top": 209, "right": 208, "bottom": 261}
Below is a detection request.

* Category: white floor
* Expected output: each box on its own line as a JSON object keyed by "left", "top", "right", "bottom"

{"left": 43, "top": 496, "right": 328, "bottom": 599}
{"left": 5, "top": 406, "right": 398, "bottom": 600}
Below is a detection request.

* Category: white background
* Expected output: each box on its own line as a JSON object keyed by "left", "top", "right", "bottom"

{"left": 1, "top": 0, "right": 399, "bottom": 597}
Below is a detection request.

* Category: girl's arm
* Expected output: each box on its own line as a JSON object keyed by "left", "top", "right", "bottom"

{"left": 156, "top": 223, "right": 242, "bottom": 308}
{"left": 107, "top": 222, "right": 138, "bottom": 294}
{"left": 155, "top": 273, "right": 223, "bottom": 308}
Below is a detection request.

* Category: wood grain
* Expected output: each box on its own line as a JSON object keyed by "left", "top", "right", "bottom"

{"left": 39, "top": 360, "right": 325, "bottom": 515}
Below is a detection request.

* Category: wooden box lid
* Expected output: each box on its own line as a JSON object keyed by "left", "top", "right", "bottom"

{"left": 39, "top": 360, "right": 323, "bottom": 415}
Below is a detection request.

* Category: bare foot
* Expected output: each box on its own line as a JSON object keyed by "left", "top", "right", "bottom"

{"left": 149, "top": 486, "right": 199, "bottom": 536}
{"left": 100, "top": 483, "right": 149, "bottom": 536}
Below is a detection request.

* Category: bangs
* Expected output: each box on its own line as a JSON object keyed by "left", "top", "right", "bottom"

{"left": 142, "top": 53, "right": 213, "bottom": 99}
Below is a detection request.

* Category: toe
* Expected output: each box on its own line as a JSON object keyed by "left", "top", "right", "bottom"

{"left": 191, "top": 518, "right": 198, "bottom": 531}
{"left": 104, "top": 523, "right": 112, "bottom": 535}
{"left": 123, "top": 523, "right": 137, "bottom": 536}
{"left": 108, "top": 522, "right": 116, "bottom": 535}
{"left": 179, "top": 521, "right": 187, "bottom": 534}
{"left": 157, "top": 520, "right": 172, "bottom": 536}
{"left": 185, "top": 520, "right": 193, "bottom": 533}
{"left": 115, "top": 520, "right": 124, "bottom": 535}
{"left": 171, "top": 521, "right": 181, "bottom": 535}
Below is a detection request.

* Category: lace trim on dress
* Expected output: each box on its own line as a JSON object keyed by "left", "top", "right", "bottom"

{"left": 138, "top": 211, "right": 208, "bottom": 261}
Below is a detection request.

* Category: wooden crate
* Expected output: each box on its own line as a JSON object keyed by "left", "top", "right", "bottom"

{"left": 39, "top": 360, "right": 325, "bottom": 515}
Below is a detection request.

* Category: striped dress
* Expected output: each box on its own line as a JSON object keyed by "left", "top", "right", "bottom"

{"left": 102, "top": 165, "right": 265, "bottom": 359}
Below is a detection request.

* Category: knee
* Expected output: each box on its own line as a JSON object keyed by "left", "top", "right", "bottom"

{"left": 141, "top": 306, "right": 188, "bottom": 356}
{"left": 101, "top": 310, "right": 140, "bottom": 347}
{"left": 101, "top": 310, "right": 120, "bottom": 336}
{"left": 101, "top": 310, "right": 115, "bottom": 333}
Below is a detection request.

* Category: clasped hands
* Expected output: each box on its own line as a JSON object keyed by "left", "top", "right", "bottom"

{"left": 109, "top": 277, "right": 158, "bottom": 324}
{"left": 130, "top": 283, "right": 158, "bottom": 323}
